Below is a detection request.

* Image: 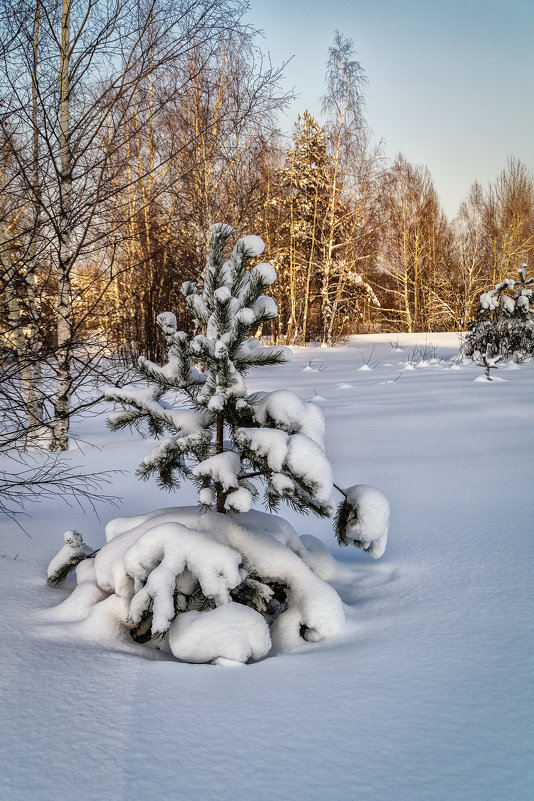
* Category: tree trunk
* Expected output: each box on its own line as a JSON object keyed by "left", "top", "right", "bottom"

{"left": 320, "top": 105, "right": 343, "bottom": 346}
{"left": 0, "top": 222, "right": 43, "bottom": 436}
{"left": 50, "top": 0, "right": 73, "bottom": 451}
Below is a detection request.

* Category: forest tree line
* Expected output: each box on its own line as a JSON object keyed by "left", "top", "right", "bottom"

{"left": 1, "top": 0, "right": 533, "bottom": 451}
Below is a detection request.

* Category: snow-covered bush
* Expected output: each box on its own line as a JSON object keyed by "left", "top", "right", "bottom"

{"left": 47, "top": 224, "right": 389, "bottom": 664}
{"left": 463, "top": 265, "right": 534, "bottom": 364}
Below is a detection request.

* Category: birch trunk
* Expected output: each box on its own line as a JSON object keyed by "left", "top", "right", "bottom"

{"left": 27, "top": 0, "right": 44, "bottom": 432}
{"left": 0, "top": 221, "right": 43, "bottom": 437}
{"left": 320, "top": 97, "right": 343, "bottom": 347}
{"left": 50, "top": 0, "right": 73, "bottom": 451}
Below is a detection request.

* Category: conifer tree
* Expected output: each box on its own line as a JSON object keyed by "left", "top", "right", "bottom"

{"left": 47, "top": 224, "right": 390, "bottom": 663}
{"left": 272, "top": 112, "right": 330, "bottom": 344}
{"left": 107, "top": 223, "right": 336, "bottom": 518}
{"left": 463, "top": 264, "right": 534, "bottom": 363}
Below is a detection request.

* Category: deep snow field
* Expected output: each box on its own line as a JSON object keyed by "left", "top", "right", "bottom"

{"left": 1, "top": 332, "right": 533, "bottom": 801}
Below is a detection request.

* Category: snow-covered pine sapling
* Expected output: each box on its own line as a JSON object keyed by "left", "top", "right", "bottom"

{"left": 107, "top": 223, "right": 289, "bottom": 515}
{"left": 463, "top": 264, "right": 534, "bottom": 363}
{"left": 106, "top": 222, "right": 347, "bottom": 523}
{"left": 482, "top": 349, "right": 503, "bottom": 380}
{"left": 106, "top": 222, "right": 388, "bottom": 544}
{"left": 46, "top": 224, "right": 389, "bottom": 664}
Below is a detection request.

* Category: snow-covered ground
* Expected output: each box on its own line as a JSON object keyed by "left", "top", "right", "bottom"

{"left": 1, "top": 332, "right": 533, "bottom": 801}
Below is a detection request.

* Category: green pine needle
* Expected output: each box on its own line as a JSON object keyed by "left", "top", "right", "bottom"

{"left": 47, "top": 552, "right": 91, "bottom": 587}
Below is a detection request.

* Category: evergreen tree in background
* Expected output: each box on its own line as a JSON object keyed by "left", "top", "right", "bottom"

{"left": 463, "top": 264, "right": 534, "bottom": 363}
{"left": 273, "top": 112, "right": 330, "bottom": 344}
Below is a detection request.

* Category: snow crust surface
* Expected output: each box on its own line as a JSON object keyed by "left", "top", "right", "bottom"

{"left": 1, "top": 333, "right": 533, "bottom": 801}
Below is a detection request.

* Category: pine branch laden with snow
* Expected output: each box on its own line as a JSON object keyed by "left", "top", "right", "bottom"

{"left": 334, "top": 485, "right": 390, "bottom": 557}
{"left": 46, "top": 224, "right": 391, "bottom": 665}
{"left": 46, "top": 507, "right": 347, "bottom": 663}
{"left": 47, "top": 530, "right": 95, "bottom": 587}
{"left": 463, "top": 264, "right": 534, "bottom": 364}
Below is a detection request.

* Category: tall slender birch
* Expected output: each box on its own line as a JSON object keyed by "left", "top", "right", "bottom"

{"left": 49, "top": 0, "right": 73, "bottom": 450}
{"left": 320, "top": 32, "right": 370, "bottom": 346}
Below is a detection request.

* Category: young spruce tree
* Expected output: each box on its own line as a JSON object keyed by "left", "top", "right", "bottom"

{"left": 45, "top": 224, "right": 389, "bottom": 664}
{"left": 463, "top": 264, "right": 534, "bottom": 365}
{"left": 107, "top": 222, "right": 342, "bottom": 520}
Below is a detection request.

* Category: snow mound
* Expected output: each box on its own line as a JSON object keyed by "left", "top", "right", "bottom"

{"left": 168, "top": 603, "right": 271, "bottom": 664}
{"left": 45, "top": 507, "right": 347, "bottom": 663}
{"left": 44, "top": 559, "right": 108, "bottom": 623}
{"left": 299, "top": 534, "right": 337, "bottom": 581}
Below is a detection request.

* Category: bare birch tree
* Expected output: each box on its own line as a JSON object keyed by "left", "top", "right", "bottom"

{"left": 448, "top": 159, "right": 534, "bottom": 331}
{"left": 375, "top": 154, "right": 451, "bottom": 332}
{"left": 0, "top": 0, "right": 254, "bottom": 450}
{"left": 484, "top": 157, "right": 534, "bottom": 282}
{"left": 319, "top": 31, "right": 379, "bottom": 345}
{"left": 100, "top": 22, "right": 289, "bottom": 359}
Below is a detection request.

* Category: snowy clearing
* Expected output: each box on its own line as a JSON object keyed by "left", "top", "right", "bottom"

{"left": 1, "top": 332, "right": 533, "bottom": 801}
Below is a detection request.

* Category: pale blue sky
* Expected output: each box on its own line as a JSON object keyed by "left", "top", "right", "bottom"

{"left": 246, "top": 0, "right": 534, "bottom": 218}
